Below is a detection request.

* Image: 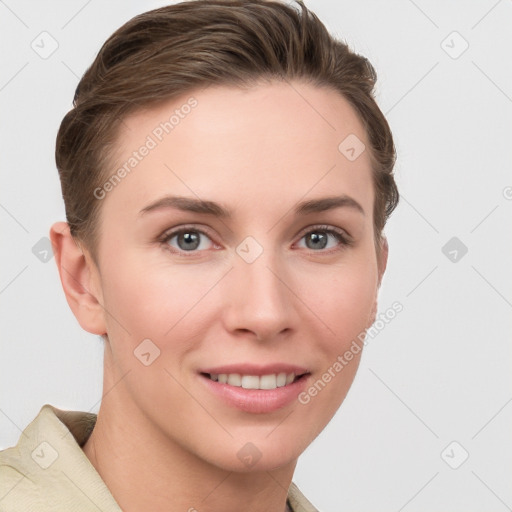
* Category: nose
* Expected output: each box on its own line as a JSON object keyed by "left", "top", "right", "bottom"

{"left": 222, "top": 249, "right": 295, "bottom": 342}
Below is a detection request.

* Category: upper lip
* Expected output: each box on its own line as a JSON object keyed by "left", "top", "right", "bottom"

{"left": 199, "top": 363, "right": 309, "bottom": 376}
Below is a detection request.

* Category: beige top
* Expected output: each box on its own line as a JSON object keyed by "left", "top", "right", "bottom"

{"left": 0, "top": 404, "right": 318, "bottom": 511}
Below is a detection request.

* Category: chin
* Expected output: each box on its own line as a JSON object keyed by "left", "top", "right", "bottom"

{"left": 195, "top": 427, "right": 313, "bottom": 474}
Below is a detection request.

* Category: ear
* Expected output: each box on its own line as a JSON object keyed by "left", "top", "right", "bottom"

{"left": 368, "top": 236, "right": 389, "bottom": 325}
{"left": 49, "top": 221, "right": 107, "bottom": 336}
{"left": 377, "top": 236, "right": 389, "bottom": 287}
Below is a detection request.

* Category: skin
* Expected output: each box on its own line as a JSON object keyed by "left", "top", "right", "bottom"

{"left": 50, "top": 81, "right": 388, "bottom": 512}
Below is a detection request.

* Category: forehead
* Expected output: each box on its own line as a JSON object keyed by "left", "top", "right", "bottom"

{"left": 102, "top": 81, "right": 374, "bottom": 223}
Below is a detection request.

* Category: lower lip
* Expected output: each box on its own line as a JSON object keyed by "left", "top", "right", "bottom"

{"left": 199, "top": 374, "right": 310, "bottom": 414}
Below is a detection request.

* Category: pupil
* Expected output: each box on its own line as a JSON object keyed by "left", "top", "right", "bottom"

{"left": 307, "top": 232, "right": 327, "bottom": 250}
{"left": 179, "top": 232, "right": 200, "bottom": 251}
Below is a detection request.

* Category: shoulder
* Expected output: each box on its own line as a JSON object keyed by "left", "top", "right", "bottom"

{"left": 0, "top": 462, "right": 50, "bottom": 511}
{"left": 288, "top": 481, "right": 320, "bottom": 512}
{"left": 0, "top": 404, "right": 120, "bottom": 512}
{"left": 0, "top": 406, "right": 55, "bottom": 511}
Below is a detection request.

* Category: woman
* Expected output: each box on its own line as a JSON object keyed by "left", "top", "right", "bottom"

{"left": 0, "top": 1, "right": 398, "bottom": 510}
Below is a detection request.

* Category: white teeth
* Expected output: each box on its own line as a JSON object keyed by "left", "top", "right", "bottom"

{"left": 227, "top": 374, "right": 242, "bottom": 386}
{"left": 209, "top": 372, "right": 298, "bottom": 390}
{"left": 260, "top": 374, "right": 277, "bottom": 389}
{"left": 241, "top": 375, "right": 260, "bottom": 389}
{"left": 276, "top": 373, "right": 287, "bottom": 387}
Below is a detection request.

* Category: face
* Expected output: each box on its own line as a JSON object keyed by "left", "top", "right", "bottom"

{"left": 88, "top": 81, "right": 384, "bottom": 472}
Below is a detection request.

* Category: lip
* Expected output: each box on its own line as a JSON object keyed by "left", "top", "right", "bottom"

{"left": 199, "top": 363, "right": 309, "bottom": 376}
{"left": 198, "top": 364, "right": 311, "bottom": 414}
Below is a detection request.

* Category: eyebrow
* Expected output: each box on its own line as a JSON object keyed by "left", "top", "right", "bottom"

{"left": 139, "top": 194, "right": 365, "bottom": 218}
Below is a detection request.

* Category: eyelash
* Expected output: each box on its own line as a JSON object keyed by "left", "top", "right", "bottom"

{"left": 158, "top": 224, "right": 353, "bottom": 257}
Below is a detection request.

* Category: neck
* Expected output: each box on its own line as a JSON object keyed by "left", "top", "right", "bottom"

{"left": 82, "top": 353, "right": 296, "bottom": 512}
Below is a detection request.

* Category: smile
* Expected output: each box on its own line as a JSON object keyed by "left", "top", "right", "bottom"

{"left": 198, "top": 365, "right": 311, "bottom": 413}
{"left": 205, "top": 372, "right": 302, "bottom": 390}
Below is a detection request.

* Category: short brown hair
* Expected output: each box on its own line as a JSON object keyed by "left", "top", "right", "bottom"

{"left": 55, "top": 0, "right": 398, "bottom": 262}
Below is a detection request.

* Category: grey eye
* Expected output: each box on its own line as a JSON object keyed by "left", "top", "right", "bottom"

{"left": 305, "top": 232, "right": 328, "bottom": 250}
{"left": 166, "top": 230, "right": 213, "bottom": 252}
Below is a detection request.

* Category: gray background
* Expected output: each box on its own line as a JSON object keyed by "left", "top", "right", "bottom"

{"left": 1, "top": 1, "right": 511, "bottom": 511}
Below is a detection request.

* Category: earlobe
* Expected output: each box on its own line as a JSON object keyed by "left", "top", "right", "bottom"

{"left": 49, "top": 221, "right": 106, "bottom": 336}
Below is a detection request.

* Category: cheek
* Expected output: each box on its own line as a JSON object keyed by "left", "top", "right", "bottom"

{"left": 99, "top": 255, "right": 224, "bottom": 355}
{"left": 301, "top": 258, "right": 378, "bottom": 345}
{"left": 297, "top": 258, "right": 376, "bottom": 379}
{"left": 291, "top": 262, "right": 377, "bottom": 437}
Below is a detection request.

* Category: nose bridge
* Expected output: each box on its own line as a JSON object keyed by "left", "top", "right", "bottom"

{"left": 225, "top": 240, "right": 293, "bottom": 339}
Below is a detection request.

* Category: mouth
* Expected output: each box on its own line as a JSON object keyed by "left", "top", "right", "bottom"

{"left": 200, "top": 371, "right": 308, "bottom": 390}
{"left": 198, "top": 366, "right": 311, "bottom": 413}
